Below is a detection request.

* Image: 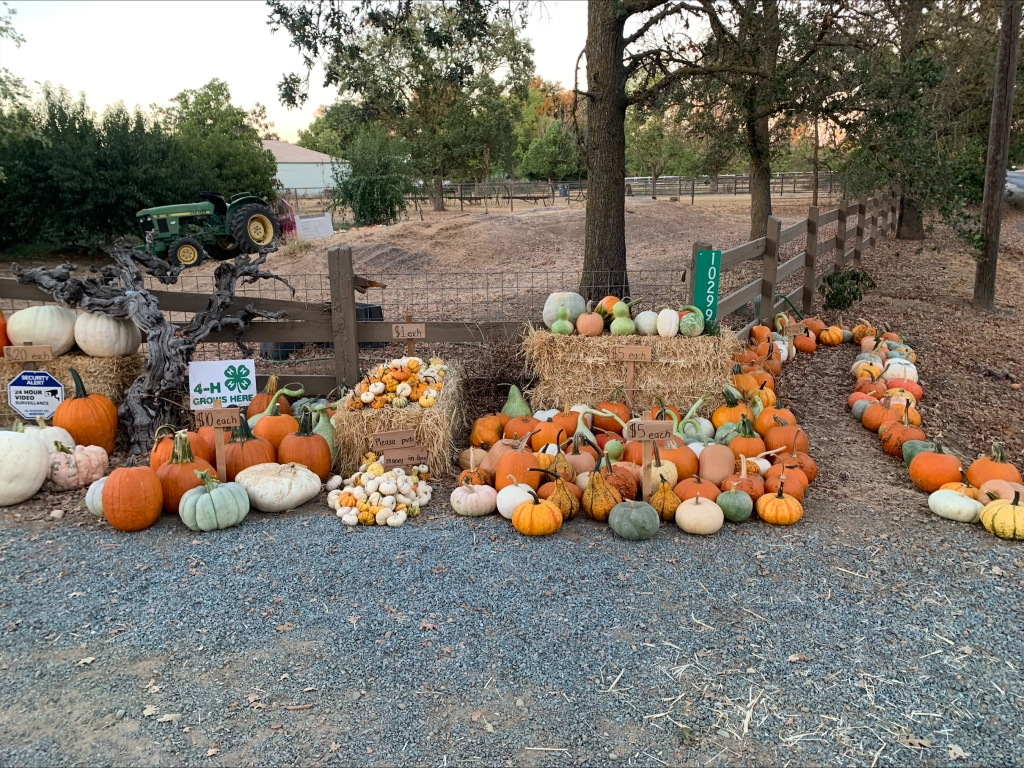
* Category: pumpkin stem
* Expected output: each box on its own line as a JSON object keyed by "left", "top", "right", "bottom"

{"left": 35, "top": 415, "right": 48, "bottom": 429}
{"left": 739, "top": 454, "right": 748, "bottom": 479}
{"left": 11, "top": 420, "right": 25, "bottom": 433}
{"left": 722, "top": 388, "right": 740, "bottom": 408}
{"left": 1014, "top": 491, "right": 1021, "bottom": 506}
{"left": 294, "top": 407, "right": 316, "bottom": 437}
{"left": 194, "top": 468, "right": 219, "bottom": 493}
{"left": 231, "top": 416, "right": 259, "bottom": 444}
{"left": 991, "top": 442, "right": 1008, "bottom": 463}
{"left": 777, "top": 477, "right": 786, "bottom": 498}
{"left": 169, "top": 430, "right": 196, "bottom": 464}
{"left": 260, "top": 374, "right": 280, "bottom": 396}
{"left": 67, "top": 367, "right": 88, "bottom": 399}
{"left": 151, "top": 424, "right": 177, "bottom": 451}
{"left": 505, "top": 473, "right": 522, "bottom": 487}
{"left": 652, "top": 441, "right": 662, "bottom": 468}
{"left": 682, "top": 396, "right": 705, "bottom": 421}
{"left": 529, "top": 467, "right": 561, "bottom": 482}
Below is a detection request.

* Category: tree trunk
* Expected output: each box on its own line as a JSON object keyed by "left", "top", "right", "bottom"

{"left": 580, "top": 1, "right": 629, "bottom": 301}
{"left": 811, "top": 119, "right": 820, "bottom": 207}
{"left": 651, "top": 166, "right": 659, "bottom": 199}
{"left": 897, "top": 195, "right": 925, "bottom": 240}
{"left": 974, "top": 0, "right": 1021, "bottom": 309}
{"left": 429, "top": 177, "right": 446, "bottom": 212}
{"left": 747, "top": 113, "right": 773, "bottom": 239}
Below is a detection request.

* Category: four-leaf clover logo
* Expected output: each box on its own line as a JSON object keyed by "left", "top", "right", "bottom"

{"left": 223, "top": 364, "right": 252, "bottom": 392}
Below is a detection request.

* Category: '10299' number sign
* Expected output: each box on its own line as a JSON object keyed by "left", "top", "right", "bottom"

{"left": 694, "top": 249, "right": 722, "bottom": 325}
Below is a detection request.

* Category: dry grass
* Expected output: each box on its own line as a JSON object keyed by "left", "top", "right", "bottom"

{"left": 331, "top": 361, "right": 466, "bottom": 476}
{"left": 523, "top": 328, "right": 740, "bottom": 417}
{"left": 0, "top": 352, "right": 144, "bottom": 423}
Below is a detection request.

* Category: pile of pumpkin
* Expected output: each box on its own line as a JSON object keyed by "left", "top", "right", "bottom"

{"left": 540, "top": 291, "right": 707, "bottom": 337}
{"left": 344, "top": 357, "right": 447, "bottom": 411}
{"left": 449, "top": 370, "right": 811, "bottom": 539}
{"left": 0, "top": 305, "right": 143, "bottom": 358}
{"left": 327, "top": 452, "right": 433, "bottom": 527}
{"left": 845, "top": 325, "right": 1024, "bottom": 540}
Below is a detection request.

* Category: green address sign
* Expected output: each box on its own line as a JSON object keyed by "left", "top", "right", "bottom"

{"left": 694, "top": 249, "right": 722, "bottom": 324}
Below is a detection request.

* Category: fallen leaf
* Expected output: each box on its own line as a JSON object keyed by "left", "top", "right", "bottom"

{"left": 897, "top": 736, "right": 933, "bottom": 750}
{"left": 183, "top": 726, "right": 192, "bottom": 733}
{"left": 303, "top": 686, "right": 317, "bottom": 693}
{"left": 483, "top": 722, "right": 494, "bottom": 733}
{"left": 251, "top": 702, "right": 266, "bottom": 710}
{"left": 156, "top": 713, "right": 182, "bottom": 723}
{"left": 246, "top": 694, "right": 260, "bottom": 704}
{"left": 617, "top": 571, "right": 626, "bottom": 581}
{"left": 470, "top": 709, "right": 483, "bottom": 722}
{"left": 948, "top": 745, "right": 970, "bottom": 760}
{"left": 787, "top": 653, "right": 812, "bottom": 663}
{"left": 784, "top": 717, "right": 795, "bottom": 726}
{"left": 329, "top": 742, "right": 340, "bottom": 752}
{"left": 74, "top": 656, "right": 96, "bottom": 667}
{"left": 279, "top": 673, "right": 289, "bottom": 681}
{"left": 269, "top": 722, "right": 283, "bottom": 730}
{"left": 276, "top": 623, "right": 295, "bottom": 632}
{"left": 991, "top": 566, "right": 1006, "bottom": 576}
{"left": 348, "top": 615, "right": 360, "bottom": 625}
{"left": 207, "top": 748, "right": 219, "bottom": 757}
{"left": 143, "top": 705, "right": 159, "bottom": 717}
{"left": 68, "top": 592, "right": 84, "bottom": 598}
{"left": 418, "top": 620, "right": 437, "bottom": 631}
{"left": 959, "top": 645, "right": 974, "bottom": 656}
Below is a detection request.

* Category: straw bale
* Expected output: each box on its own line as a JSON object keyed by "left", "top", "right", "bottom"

{"left": 0, "top": 352, "right": 145, "bottom": 423}
{"left": 332, "top": 361, "right": 466, "bottom": 477}
{"left": 523, "top": 328, "right": 739, "bottom": 418}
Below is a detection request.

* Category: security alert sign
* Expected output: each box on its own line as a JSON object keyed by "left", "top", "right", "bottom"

{"left": 7, "top": 370, "right": 64, "bottom": 419}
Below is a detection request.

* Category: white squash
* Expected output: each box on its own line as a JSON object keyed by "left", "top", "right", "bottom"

{"left": 234, "top": 462, "right": 322, "bottom": 512}
{"left": 85, "top": 476, "right": 106, "bottom": 516}
{"left": 574, "top": 471, "right": 590, "bottom": 493}
{"left": 675, "top": 495, "right": 724, "bottom": 535}
{"left": 881, "top": 359, "right": 918, "bottom": 383}
{"left": 656, "top": 308, "right": 680, "bottom": 338}
{"left": 634, "top": 310, "right": 659, "bottom": 336}
{"left": 928, "top": 490, "right": 982, "bottom": 523}
{"left": 0, "top": 424, "right": 50, "bottom": 507}
{"left": 542, "top": 292, "right": 587, "bottom": 329}
{"left": 496, "top": 480, "right": 535, "bottom": 520}
{"left": 533, "top": 408, "right": 560, "bottom": 421}
{"left": 450, "top": 482, "right": 498, "bottom": 516}
{"left": 774, "top": 340, "right": 790, "bottom": 363}
{"left": 23, "top": 416, "right": 76, "bottom": 454}
{"left": 74, "top": 312, "right": 142, "bottom": 357}
{"left": 6, "top": 305, "right": 78, "bottom": 356}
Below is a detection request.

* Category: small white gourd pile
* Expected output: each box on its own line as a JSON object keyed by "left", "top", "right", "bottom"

{"left": 328, "top": 460, "right": 433, "bottom": 527}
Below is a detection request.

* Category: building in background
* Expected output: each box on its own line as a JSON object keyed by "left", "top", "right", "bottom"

{"left": 263, "top": 140, "right": 337, "bottom": 196}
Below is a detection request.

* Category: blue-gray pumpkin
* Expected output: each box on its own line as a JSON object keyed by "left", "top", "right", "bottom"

{"left": 717, "top": 487, "right": 753, "bottom": 522}
{"left": 608, "top": 500, "right": 660, "bottom": 541}
{"left": 179, "top": 469, "right": 250, "bottom": 532}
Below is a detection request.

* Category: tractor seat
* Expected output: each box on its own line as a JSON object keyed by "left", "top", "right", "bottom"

{"left": 198, "top": 191, "right": 228, "bottom": 216}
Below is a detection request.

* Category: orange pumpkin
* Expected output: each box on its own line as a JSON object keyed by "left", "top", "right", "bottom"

{"left": 780, "top": 447, "right": 818, "bottom": 482}
{"left": 252, "top": 408, "right": 300, "bottom": 450}
{"left": 277, "top": 409, "right": 332, "bottom": 481}
{"left": 752, "top": 371, "right": 775, "bottom": 391}
{"left": 909, "top": 441, "right": 962, "bottom": 493}
{"left": 150, "top": 426, "right": 214, "bottom": 470}
{"left": 879, "top": 413, "right": 926, "bottom": 457}
{"left": 593, "top": 387, "right": 631, "bottom": 434}
{"left": 747, "top": 382, "right": 777, "bottom": 409}
{"left": 530, "top": 421, "right": 567, "bottom": 452}
{"left": 470, "top": 414, "right": 507, "bottom": 450}
{"left": 764, "top": 470, "right": 805, "bottom": 501}
{"left": 729, "top": 415, "right": 766, "bottom": 460}
{"left": 246, "top": 375, "right": 292, "bottom": 420}
{"left": 730, "top": 364, "right": 759, "bottom": 397}
{"left": 53, "top": 367, "right": 118, "bottom": 453}
{"left": 503, "top": 415, "right": 540, "bottom": 440}
{"left": 225, "top": 418, "right": 276, "bottom": 481}
{"left": 659, "top": 439, "right": 698, "bottom": 480}
{"left": 854, "top": 374, "right": 886, "bottom": 398}
{"left": 673, "top": 476, "right": 721, "bottom": 503}
{"left": 756, "top": 482, "right": 804, "bottom": 525}
{"left": 621, "top": 440, "right": 644, "bottom": 466}
{"left": 712, "top": 389, "right": 753, "bottom": 430}
{"left": 861, "top": 398, "right": 906, "bottom": 433}
{"left": 599, "top": 455, "right": 638, "bottom": 500}
{"left": 793, "top": 329, "right": 816, "bottom": 354}
{"left": 755, "top": 406, "right": 796, "bottom": 437}
{"left": 495, "top": 434, "right": 542, "bottom": 490}
{"left": 750, "top": 325, "right": 772, "bottom": 344}
{"left": 156, "top": 430, "right": 214, "bottom": 514}
{"left": 803, "top": 317, "right": 826, "bottom": 339}
{"left": 457, "top": 444, "right": 491, "bottom": 486}
{"left": 102, "top": 466, "right": 163, "bottom": 532}
{"left": 512, "top": 490, "right": 564, "bottom": 536}
{"left": 575, "top": 304, "right": 605, "bottom": 337}
{"left": 764, "top": 417, "right": 809, "bottom": 454}
{"left": 720, "top": 456, "right": 764, "bottom": 500}
{"left": 848, "top": 392, "right": 878, "bottom": 409}
{"left": 551, "top": 405, "right": 581, "bottom": 440}
{"left": 966, "top": 443, "right": 1022, "bottom": 488}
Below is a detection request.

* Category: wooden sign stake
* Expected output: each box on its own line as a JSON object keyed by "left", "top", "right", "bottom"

{"left": 641, "top": 440, "right": 653, "bottom": 502}
{"left": 406, "top": 314, "right": 415, "bottom": 358}
{"left": 624, "top": 360, "right": 635, "bottom": 412}
{"left": 212, "top": 399, "right": 227, "bottom": 482}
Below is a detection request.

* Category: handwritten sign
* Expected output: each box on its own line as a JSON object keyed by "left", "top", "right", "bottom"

{"left": 610, "top": 346, "right": 653, "bottom": 363}
{"left": 188, "top": 359, "right": 257, "bottom": 408}
{"left": 382, "top": 446, "right": 430, "bottom": 469}
{"left": 784, "top": 322, "right": 808, "bottom": 338}
{"left": 194, "top": 407, "right": 241, "bottom": 430}
{"left": 624, "top": 421, "right": 675, "bottom": 442}
{"left": 4, "top": 345, "right": 53, "bottom": 362}
{"left": 371, "top": 429, "right": 417, "bottom": 453}
{"left": 392, "top": 323, "right": 426, "bottom": 340}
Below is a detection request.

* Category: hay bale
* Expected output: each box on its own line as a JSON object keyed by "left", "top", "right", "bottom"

{"left": 331, "top": 362, "right": 466, "bottom": 477}
{"left": 523, "top": 328, "right": 739, "bottom": 417}
{"left": 0, "top": 352, "right": 144, "bottom": 423}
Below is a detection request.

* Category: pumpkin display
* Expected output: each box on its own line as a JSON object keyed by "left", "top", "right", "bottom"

{"left": 575, "top": 302, "right": 605, "bottom": 337}
{"left": 495, "top": 433, "right": 542, "bottom": 491}
{"left": 755, "top": 482, "right": 804, "bottom": 525}
{"left": 277, "top": 409, "right": 332, "bottom": 482}
{"left": 675, "top": 494, "right": 724, "bottom": 535}
{"left": 101, "top": 466, "right": 163, "bottom": 532}
{"left": 23, "top": 416, "right": 76, "bottom": 454}
{"left": 531, "top": 468, "right": 581, "bottom": 521}
{"left": 979, "top": 491, "right": 1024, "bottom": 540}
{"left": 608, "top": 500, "right": 661, "bottom": 541}
{"left": 927, "top": 489, "right": 982, "bottom": 524}
{"left": 44, "top": 442, "right": 108, "bottom": 492}
{"left": 966, "top": 443, "right": 1022, "bottom": 489}
{"left": 908, "top": 441, "right": 962, "bottom": 493}
{"left": 450, "top": 478, "right": 498, "bottom": 517}
{"left": 6, "top": 305, "right": 78, "bottom": 356}
{"left": 225, "top": 417, "right": 276, "bottom": 481}
{"left": 718, "top": 485, "right": 753, "bottom": 522}
{"left": 497, "top": 476, "right": 536, "bottom": 519}
{"left": 53, "top": 368, "right": 118, "bottom": 453}
{"left": 246, "top": 375, "right": 293, "bottom": 419}
{"left": 179, "top": 470, "right": 250, "bottom": 531}
{"left": 0, "top": 422, "right": 50, "bottom": 507}
{"left": 156, "top": 430, "right": 215, "bottom": 514}
{"left": 150, "top": 426, "right": 214, "bottom": 470}
{"left": 511, "top": 490, "right": 563, "bottom": 536}
{"left": 73, "top": 312, "right": 142, "bottom": 357}
{"left": 235, "top": 462, "right": 322, "bottom": 512}
{"left": 542, "top": 292, "right": 587, "bottom": 329}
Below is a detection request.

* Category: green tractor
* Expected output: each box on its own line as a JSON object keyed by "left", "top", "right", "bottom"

{"left": 135, "top": 192, "right": 283, "bottom": 267}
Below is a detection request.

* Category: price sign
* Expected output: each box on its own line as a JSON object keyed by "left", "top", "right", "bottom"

{"left": 371, "top": 429, "right": 417, "bottom": 453}
{"left": 693, "top": 249, "right": 722, "bottom": 324}
{"left": 382, "top": 446, "right": 430, "bottom": 469}
{"left": 193, "top": 407, "right": 241, "bottom": 430}
{"left": 784, "top": 322, "right": 807, "bottom": 338}
{"left": 188, "top": 359, "right": 257, "bottom": 409}
{"left": 609, "top": 346, "right": 653, "bottom": 363}
{"left": 624, "top": 421, "right": 675, "bottom": 442}
{"left": 3, "top": 345, "right": 53, "bottom": 362}
{"left": 392, "top": 324, "right": 426, "bottom": 340}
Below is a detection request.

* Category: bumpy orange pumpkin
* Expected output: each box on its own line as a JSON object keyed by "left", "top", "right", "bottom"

{"left": 102, "top": 466, "right": 163, "bottom": 532}
{"left": 53, "top": 367, "right": 118, "bottom": 453}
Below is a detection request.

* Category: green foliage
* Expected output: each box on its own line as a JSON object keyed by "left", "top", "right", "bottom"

{"left": 818, "top": 267, "right": 877, "bottom": 313}
{"left": 333, "top": 125, "right": 413, "bottom": 226}
{"left": 297, "top": 100, "right": 375, "bottom": 158}
{"left": 518, "top": 121, "right": 578, "bottom": 181}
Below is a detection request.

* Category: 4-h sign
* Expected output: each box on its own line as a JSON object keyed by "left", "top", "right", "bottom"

{"left": 188, "top": 360, "right": 256, "bottom": 409}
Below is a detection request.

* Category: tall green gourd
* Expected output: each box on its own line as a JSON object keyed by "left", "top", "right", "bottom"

{"left": 500, "top": 384, "right": 532, "bottom": 418}
{"left": 551, "top": 305, "right": 575, "bottom": 335}
{"left": 609, "top": 301, "right": 635, "bottom": 336}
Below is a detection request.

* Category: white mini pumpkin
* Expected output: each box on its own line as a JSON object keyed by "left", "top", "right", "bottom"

{"left": 634, "top": 310, "right": 660, "bottom": 336}
{"left": 656, "top": 308, "right": 680, "bottom": 338}
{"left": 675, "top": 494, "right": 724, "bottom": 535}
{"left": 6, "top": 305, "right": 78, "bottom": 356}
{"left": 450, "top": 481, "right": 498, "bottom": 516}
{"left": 234, "top": 462, "right": 322, "bottom": 512}
{"left": 496, "top": 480, "right": 535, "bottom": 520}
{"left": 0, "top": 424, "right": 50, "bottom": 507}
{"left": 23, "top": 416, "right": 76, "bottom": 454}
{"left": 74, "top": 312, "right": 142, "bottom": 357}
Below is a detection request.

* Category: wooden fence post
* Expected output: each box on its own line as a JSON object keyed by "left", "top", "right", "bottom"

{"left": 327, "top": 246, "right": 361, "bottom": 389}
{"left": 854, "top": 195, "right": 867, "bottom": 266}
{"left": 877, "top": 189, "right": 888, "bottom": 240}
{"left": 867, "top": 191, "right": 877, "bottom": 250}
{"left": 802, "top": 205, "right": 819, "bottom": 315}
{"left": 689, "top": 240, "right": 711, "bottom": 305}
{"left": 889, "top": 189, "right": 898, "bottom": 237}
{"left": 759, "top": 216, "right": 782, "bottom": 325}
{"left": 836, "top": 200, "right": 848, "bottom": 268}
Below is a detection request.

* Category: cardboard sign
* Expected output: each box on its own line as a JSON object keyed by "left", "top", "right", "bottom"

{"left": 610, "top": 346, "right": 653, "bottom": 363}
{"left": 194, "top": 407, "right": 241, "bottom": 430}
{"left": 7, "top": 370, "right": 64, "bottom": 419}
{"left": 188, "top": 359, "right": 257, "bottom": 408}
{"left": 784, "top": 322, "right": 808, "bottom": 338}
{"left": 371, "top": 429, "right": 417, "bottom": 453}
{"left": 392, "top": 323, "right": 426, "bottom": 340}
{"left": 382, "top": 446, "right": 430, "bottom": 469}
{"left": 694, "top": 249, "right": 722, "bottom": 324}
{"left": 624, "top": 420, "right": 675, "bottom": 442}
{"left": 3, "top": 345, "right": 53, "bottom": 362}
{"left": 295, "top": 211, "right": 334, "bottom": 240}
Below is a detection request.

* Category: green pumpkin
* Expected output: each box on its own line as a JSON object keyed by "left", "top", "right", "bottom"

{"left": 714, "top": 422, "right": 737, "bottom": 445}
{"left": 392, "top": 396, "right": 409, "bottom": 408}
{"left": 678, "top": 306, "right": 705, "bottom": 337}
{"left": 551, "top": 305, "right": 575, "bottom": 335}
{"left": 717, "top": 487, "right": 753, "bottom": 522}
{"left": 608, "top": 500, "right": 661, "bottom": 541}
{"left": 179, "top": 470, "right": 250, "bottom": 532}
{"left": 902, "top": 439, "right": 937, "bottom": 467}
{"left": 609, "top": 301, "right": 636, "bottom": 336}
{"left": 500, "top": 384, "right": 533, "bottom": 418}
{"left": 851, "top": 399, "right": 873, "bottom": 421}
{"left": 311, "top": 406, "right": 337, "bottom": 463}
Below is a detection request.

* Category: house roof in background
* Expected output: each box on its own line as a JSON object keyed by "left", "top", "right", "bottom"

{"left": 263, "top": 140, "right": 335, "bottom": 164}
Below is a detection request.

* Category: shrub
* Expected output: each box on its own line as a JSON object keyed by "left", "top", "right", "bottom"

{"left": 332, "top": 125, "right": 412, "bottom": 227}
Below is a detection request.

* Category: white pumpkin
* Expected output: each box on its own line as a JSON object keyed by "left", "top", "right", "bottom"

{"left": 0, "top": 424, "right": 50, "bottom": 507}
{"left": 450, "top": 482, "right": 498, "bottom": 516}
{"left": 496, "top": 481, "right": 535, "bottom": 520}
{"left": 634, "top": 310, "right": 659, "bottom": 336}
{"left": 6, "top": 305, "right": 78, "bottom": 356}
{"left": 85, "top": 477, "right": 106, "bottom": 516}
{"left": 533, "top": 408, "right": 561, "bottom": 421}
{"left": 774, "top": 340, "right": 789, "bottom": 363}
{"left": 542, "top": 292, "right": 587, "bottom": 329}
{"left": 234, "top": 462, "right": 322, "bottom": 512}
{"left": 881, "top": 358, "right": 918, "bottom": 383}
{"left": 927, "top": 490, "right": 983, "bottom": 523}
{"left": 574, "top": 471, "right": 590, "bottom": 493}
{"left": 675, "top": 495, "right": 724, "bottom": 535}
{"left": 23, "top": 416, "right": 76, "bottom": 454}
{"left": 656, "top": 308, "right": 680, "bottom": 338}
{"left": 44, "top": 443, "right": 108, "bottom": 492}
{"left": 74, "top": 312, "right": 142, "bottom": 357}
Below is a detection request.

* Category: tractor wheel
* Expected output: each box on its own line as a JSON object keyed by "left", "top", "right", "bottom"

{"left": 231, "top": 204, "right": 281, "bottom": 253}
{"left": 167, "top": 237, "right": 206, "bottom": 268}
{"left": 208, "top": 239, "right": 240, "bottom": 260}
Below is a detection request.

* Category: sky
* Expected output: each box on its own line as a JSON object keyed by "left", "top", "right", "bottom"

{"left": 2, "top": 0, "right": 590, "bottom": 142}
